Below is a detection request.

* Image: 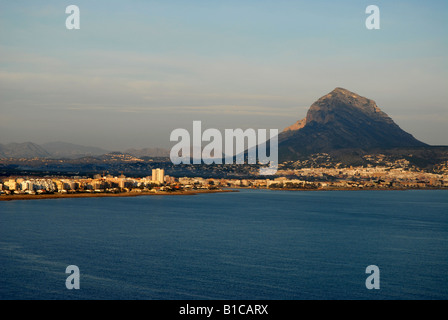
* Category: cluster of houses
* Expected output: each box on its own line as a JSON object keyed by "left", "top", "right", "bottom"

{"left": 1, "top": 165, "right": 447, "bottom": 196}
{"left": 0, "top": 169, "right": 176, "bottom": 195}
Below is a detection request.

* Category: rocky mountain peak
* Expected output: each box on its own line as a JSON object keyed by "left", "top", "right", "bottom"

{"left": 305, "top": 87, "right": 389, "bottom": 126}
{"left": 278, "top": 88, "right": 427, "bottom": 159}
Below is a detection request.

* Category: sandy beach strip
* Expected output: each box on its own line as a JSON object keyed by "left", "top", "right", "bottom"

{"left": 0, "top": 189, "right": 237, "bottom": 201}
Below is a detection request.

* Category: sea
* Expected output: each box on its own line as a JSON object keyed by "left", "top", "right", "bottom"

{"left": 0, "top": 189, "right": 447, "bottom": 300}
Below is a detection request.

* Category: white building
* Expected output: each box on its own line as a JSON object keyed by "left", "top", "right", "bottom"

{"left": 4, "top": 179, "right": 17, "bottom": 191}
{"left": 21, "top": 180, "right": 34, "bottom": 191}
{"left": 152, "top": 169, "right": 165, "bottom": 183}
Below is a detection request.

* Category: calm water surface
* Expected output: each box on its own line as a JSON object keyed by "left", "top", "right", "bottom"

{"left": 0, "top": 189, "right": 447, "bottom": 300}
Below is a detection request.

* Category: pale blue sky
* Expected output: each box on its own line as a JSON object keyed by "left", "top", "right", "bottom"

{"left": 0, "top": 0, "right": 447, "bottom": 150}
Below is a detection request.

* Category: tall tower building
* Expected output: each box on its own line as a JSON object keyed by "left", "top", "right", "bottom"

{"left": 152, "top": 169, "right": 165, "bottom": 183}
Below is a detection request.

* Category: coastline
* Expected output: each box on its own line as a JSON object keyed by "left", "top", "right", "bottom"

{"left": 233, "top": 186, "right": 447, "bottom": 192}
{"left": 1, "top": 187, "right": 446, "bottom": 202}
{"left": 0, "top": 189, "right": 237, "bottom": 202}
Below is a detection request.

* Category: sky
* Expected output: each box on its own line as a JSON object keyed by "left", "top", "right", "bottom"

{"left": 0, "top": 0, "right": 447, "bottom": 151}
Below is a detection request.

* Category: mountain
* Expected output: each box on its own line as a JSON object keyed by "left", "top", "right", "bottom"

{"left": 0, "top": 142, "right": 51, "bottom": 159}
{"left": 41, "top": 142, "right": 110, "bottom": 159}
{"left": 125, "top": 147, "right": 170, "bottom": 158}
{"left": 0, "top": 141, "right": 170, "bottom": 159}
{"left": 278, "top": 87, "right": 428, "bottom": 161}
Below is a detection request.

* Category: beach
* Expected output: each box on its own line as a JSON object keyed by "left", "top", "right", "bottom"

{"left": 0, "top": 189, "right": 237, "bottom": 201}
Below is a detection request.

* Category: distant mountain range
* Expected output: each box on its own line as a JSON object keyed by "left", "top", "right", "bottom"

{"left": 1, "top": 88, "right": 446, "bottom": 165}
{"left": 0, "top": 141, "right": 169, "bottom": 159}
{"left": 124, "top": 148, "right": 170, "bottom": 158}
{"left": 0, "top": 142, "right": 51, "bottom": 159}
{"left": 41, "top": 142, "right": 110, "bottom": 159}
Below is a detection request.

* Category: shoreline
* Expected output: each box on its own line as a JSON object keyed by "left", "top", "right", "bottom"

{"left": 1, "top": 187, "right": 446, "bottom": 202}
{"left": 0, "top": 189, "right": 237, "bottom": 202}
{"left": 231, "top": 186, "right": 447, "bottom": 192}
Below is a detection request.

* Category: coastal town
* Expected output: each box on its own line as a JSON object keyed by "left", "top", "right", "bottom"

{"left": 1, "top": 162, "right": 447, "bottom": 200}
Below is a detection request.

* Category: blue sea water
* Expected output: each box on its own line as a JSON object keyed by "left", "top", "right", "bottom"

{"left": 0, "top": 189, "right": 447, "bottom": 300}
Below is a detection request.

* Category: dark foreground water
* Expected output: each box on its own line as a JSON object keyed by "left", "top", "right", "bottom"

{"left": 0, "top": 189, "right": 447, "bottom": 300}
